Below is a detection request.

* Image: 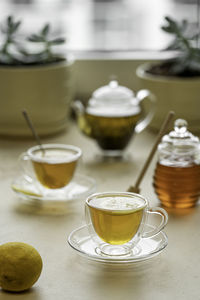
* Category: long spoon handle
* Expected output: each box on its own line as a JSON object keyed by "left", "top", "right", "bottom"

{"left": 128, "top": 110, "right": 175, "bottom": 193}
{"left": 22, "top": 109, "right": 45, "bottom": 156}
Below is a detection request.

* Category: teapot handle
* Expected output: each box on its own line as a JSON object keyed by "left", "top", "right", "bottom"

{"left": 71, "top": 100, "right": 85, "bottom": 116}
{"left": 135, "top": 89, "right": 156, "bottom": 133}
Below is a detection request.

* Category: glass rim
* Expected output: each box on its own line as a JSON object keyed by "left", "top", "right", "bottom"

{"left": 27, "top": 143, "right": 82, "bottom": 163}
{"left": 86, "top": 191, "right": 148, "bottom": 211}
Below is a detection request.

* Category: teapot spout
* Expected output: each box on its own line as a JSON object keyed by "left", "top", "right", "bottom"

{"left": 71, "top": 100, "right": 85, "bottom": 116}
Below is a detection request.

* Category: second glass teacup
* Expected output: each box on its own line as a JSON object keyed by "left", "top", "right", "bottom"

{"left": 85, "top": 192, "right": 168, "bottom": 257}
{"left": 20, "top": 144, "right": 82, "bottom": 195}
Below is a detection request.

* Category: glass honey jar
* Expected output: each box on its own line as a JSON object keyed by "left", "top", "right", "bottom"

{"left": 153, "top": 119, "right": 200, "bottom": 209}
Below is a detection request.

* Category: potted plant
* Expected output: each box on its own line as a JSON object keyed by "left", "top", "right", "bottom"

{"left": 136, "top": 16, "right": 200, "bottom": 132}
{"left": 0, "top": 16, "right": 74, "bottom": 137}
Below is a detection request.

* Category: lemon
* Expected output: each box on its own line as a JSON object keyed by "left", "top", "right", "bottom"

{"left": 0, "top": 242, "right": 43, "bottom": 292}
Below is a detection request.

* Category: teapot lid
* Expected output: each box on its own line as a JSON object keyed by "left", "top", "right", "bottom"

{"left": 158, "top": 119, "right": 200, "bottom": 166}
{"left": 87, "top": 80, "right": 140, "bottom": 116}
{"left": 91, "top": 80, "right": 135, "bottom": 103}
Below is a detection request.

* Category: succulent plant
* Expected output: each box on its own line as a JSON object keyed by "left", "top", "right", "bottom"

{"left": 0, "top": 16, "right": 66, "bottom": 66}
{"left": 147, "top": 16, "right": 200, "bottom": 77}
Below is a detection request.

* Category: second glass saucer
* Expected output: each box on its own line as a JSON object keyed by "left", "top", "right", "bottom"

{"left": 11, "top": 173, "right": 96, "bottom": 204}
{"left": 68, "top": 224, "right": 168, "bottom": 264}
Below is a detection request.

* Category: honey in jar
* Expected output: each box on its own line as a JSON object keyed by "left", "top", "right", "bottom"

{"left": 153, "top": 119, "right": 200, "bottom": 208}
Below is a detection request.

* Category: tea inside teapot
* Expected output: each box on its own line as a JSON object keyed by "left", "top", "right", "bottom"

{"left": 83, "top": 106, "right": 142, "bottom": 152}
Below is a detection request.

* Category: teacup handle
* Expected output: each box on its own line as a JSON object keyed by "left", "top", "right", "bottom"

{"left": 19, "top": 152, "right": 34, "bottom": 183}
{"left": 142, "top": 207, "right": 168, "bottom": 238}
{"left": 135, "top": 89, "right": 156, "bottom": 133}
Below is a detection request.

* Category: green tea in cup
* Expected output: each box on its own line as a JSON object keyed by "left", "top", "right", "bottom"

{"left": 88, "top": 194, "right": 145, "bottom": 245}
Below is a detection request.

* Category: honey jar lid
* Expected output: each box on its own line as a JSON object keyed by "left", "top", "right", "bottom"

{"left": 158, "top": 119, "right": 200, "bottom": 165}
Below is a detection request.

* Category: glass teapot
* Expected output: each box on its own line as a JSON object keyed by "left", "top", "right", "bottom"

{"left": 153, "top": 119, "right": 200, "bottom": 209}
{"left": 73, "top": 80, "right": 156, "bottom": 157}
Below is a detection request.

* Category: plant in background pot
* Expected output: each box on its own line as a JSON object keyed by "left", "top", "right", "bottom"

{"left": 136, "top": 16, "right": 200, "bottom": 132}
{"left": 0, "top": 16, "right": 74, "bottom": 137}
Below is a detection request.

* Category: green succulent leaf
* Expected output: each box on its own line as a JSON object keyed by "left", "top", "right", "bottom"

{"left": 0, "top": 15, "right": 66, "bottom": 65}
{"left": 17, "top": 47, "right": 30, "bottom": 56}
{"left": 146, "top": 15, "right": 200, "bottom": 76}
{"left": 28, "top": 34, "right": 45, "bottom": 42}
{"left": 161, "top": 16, "right": 179, "bottom": 33}
{"left": 41, "top": 24, "right": 50, "bottom": 37}
{"left": 7, "top": 16, "right": 21, "bottom": 34}
{"left": 49, "top": 38, "right": 65, "bottom": 45}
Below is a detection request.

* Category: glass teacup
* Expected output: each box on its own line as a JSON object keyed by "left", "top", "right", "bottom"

{"left": 85, "top": 192, "right": 168, "bottom": 256}
{"left": 20, "top": 144, "right": 82, "bottom": 195}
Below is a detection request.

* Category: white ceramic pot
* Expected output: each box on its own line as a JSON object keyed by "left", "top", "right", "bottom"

{"left": 136, "top": 63, "right": 200, "bottom": 133}
{"left": 0, "top": 58, "right": 74, "bottom": 137}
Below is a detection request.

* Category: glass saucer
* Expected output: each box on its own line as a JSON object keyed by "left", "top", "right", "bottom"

{"left": 68, "top": 224, "right": 168, "bottom": 264}
{"left": 11, "top": 173, "right": 96, "bottom": 204}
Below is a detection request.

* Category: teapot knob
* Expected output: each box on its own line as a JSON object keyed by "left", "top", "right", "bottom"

{"left": 109, "top": 80, "right": 118, "bottom": 89}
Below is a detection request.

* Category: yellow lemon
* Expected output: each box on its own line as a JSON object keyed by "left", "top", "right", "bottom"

{"left": 0, "top": 242, "right": 43, "bottom": 292}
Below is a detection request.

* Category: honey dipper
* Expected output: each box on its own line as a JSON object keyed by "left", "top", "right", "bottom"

{"left": 127, "top": 111, "right": 175, "bottom": 194}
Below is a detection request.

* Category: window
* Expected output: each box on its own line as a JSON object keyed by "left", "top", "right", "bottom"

{"left": 0, "top": 0, "right": 197, "bottom": 52}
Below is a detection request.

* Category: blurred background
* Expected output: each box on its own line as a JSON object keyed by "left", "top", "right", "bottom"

{"left": 0, "top": 0, "right": 198, "bottom": 54}
{"left": 0, "top": 0, "right": 199, "bottom": 121}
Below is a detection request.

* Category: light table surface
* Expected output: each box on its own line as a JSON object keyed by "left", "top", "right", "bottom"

{"left": 0, "top": 122, "right": 199, "bottom": 300}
